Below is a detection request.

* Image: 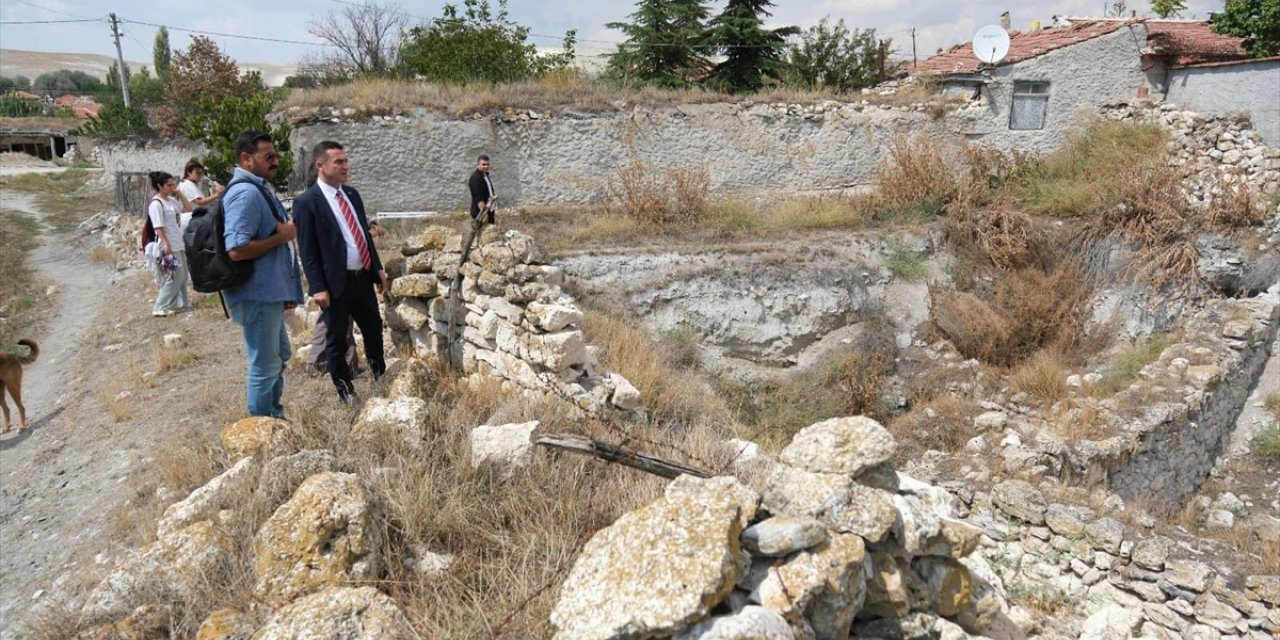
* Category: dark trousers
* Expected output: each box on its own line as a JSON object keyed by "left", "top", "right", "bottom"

{"left": 325, "top": 270, "right": 385, "bottom": 392}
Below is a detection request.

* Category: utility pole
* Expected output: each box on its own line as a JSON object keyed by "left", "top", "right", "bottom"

{"left": 911, "top": 27, "right": 917, "bottom": 68}
{"left": 109, "top": 13, "right": 131, "bottom": 108}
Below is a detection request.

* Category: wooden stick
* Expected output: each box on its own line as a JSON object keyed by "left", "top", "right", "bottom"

{"left": 534, "top": 433, "right": 710, "bottom": 480}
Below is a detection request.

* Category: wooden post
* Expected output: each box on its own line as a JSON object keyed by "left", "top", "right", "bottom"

{"left": 534, "top": 433, "right": 710, "bottom": 480}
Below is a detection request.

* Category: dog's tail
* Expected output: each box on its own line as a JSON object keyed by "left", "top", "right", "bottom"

{"left": 16, "top": 339, "right": 38, "bottom": 365}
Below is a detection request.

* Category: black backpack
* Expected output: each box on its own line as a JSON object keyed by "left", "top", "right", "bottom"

{"left": 183, "top": 178, "right": 281, "bottom": 293}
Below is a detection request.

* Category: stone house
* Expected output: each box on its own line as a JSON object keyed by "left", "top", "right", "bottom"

{"left": 912, "top": 18, "right": 1280, "bottom": 148}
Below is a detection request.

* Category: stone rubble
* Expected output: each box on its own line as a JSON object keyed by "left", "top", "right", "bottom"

{"left": 550, "top": 417, "right": 1019, "bottom": 640}
{"left": 384, "top": 226, "right": 639, "bottom": 415}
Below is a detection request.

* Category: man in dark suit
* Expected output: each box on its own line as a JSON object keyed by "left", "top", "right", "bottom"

{"left": 468, "top": 154, "right": 496, "bottom": 226}
{"left": 294, "top": 140, "right": 387, "bottom": 403}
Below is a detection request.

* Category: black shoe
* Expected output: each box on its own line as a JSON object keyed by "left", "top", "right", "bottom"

{"left": 336, "top": 380, "right": 357, "bottom": 405}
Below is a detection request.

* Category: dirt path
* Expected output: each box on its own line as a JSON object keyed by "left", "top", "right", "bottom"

{"left": 0, "top": 185, "right": 126, "bottom": 634}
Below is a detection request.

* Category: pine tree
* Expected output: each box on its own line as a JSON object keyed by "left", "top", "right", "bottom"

{"left": 705, "top": 0, "right": 797, "bottom": 92}
{"left": 153, "top": 27, "right": 171, "bottom": 78}
{"left": 606, "top": 0, "right": 710, "bottom": 87}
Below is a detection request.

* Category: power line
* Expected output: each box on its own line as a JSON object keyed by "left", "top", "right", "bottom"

{"left": 8, "top": 0, "right": 96, "bottom": 20}
{"left": 0, "top": 18, "right": 102, "bottom": 24}
{"left": 119, "top": 18, "right": 331, "bottom": 47}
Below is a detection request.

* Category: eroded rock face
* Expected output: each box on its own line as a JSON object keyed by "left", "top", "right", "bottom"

{"left": 249, "top": 586, "right": 411, "bottom": 640}
{"left": 252, "top": 472, "right": 386, "bottom": 607}
{"left": 83, "top": 521, "right": 233, "bottom": 624}
{"left": 550, "top": 476, "right": 758, "bottom": 640}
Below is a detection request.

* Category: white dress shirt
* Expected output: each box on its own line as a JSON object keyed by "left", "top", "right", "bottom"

{"left": 316, "top": 179, "right": 364, "bottom": 270}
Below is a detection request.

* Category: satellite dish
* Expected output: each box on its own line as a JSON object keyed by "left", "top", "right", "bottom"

{"left": 972, "top": 25, "right": 1011, "bottom": 65}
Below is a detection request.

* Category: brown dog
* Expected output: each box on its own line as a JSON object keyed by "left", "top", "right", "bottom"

{"left": 1, "top": 339, "right": 39, "bottom": 433}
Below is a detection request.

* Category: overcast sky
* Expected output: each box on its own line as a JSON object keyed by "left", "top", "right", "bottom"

{"left": 0, "top": 0, "right": 1227, "bottom": 69}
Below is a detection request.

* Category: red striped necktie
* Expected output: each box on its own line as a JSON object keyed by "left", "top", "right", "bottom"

{"left": 335, "top": 189, "right": 371, "bottom": 271}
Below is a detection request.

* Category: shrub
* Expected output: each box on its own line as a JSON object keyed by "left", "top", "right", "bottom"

{"left": 401, "top": 0, "right": 575, "bottom": 84}
{"left": 603, "top": 160, "right": 710, "bottom": 229}
{"left": 1255, "top": 426, "right": 1280, "bottom": 463}
{"left": 930, "top": 261, "right": 1091, "bottom": 366}
{"left": 887, "top": 243, "right": 927, "bottom": 280}
{"left": 1014, "top": 121, "right": 1169, "bottom": 218}
{"left": 1100, "top": 332, "right": 1173, "bottom": 393}
{"left": 1010, "top": 351, "right": 1068, "bottom": 405}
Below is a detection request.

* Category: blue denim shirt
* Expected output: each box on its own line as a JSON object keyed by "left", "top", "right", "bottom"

{"left": 222, "top": 168, "right": 303, "bottom": 306}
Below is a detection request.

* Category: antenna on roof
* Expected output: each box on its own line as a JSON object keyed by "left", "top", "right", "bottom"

{"left": 972, "top": 25, "right": 1011, "bottom": 66}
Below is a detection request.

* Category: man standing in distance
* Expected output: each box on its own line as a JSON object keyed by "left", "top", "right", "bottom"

{"left": 223, "top": 131, "right": 303, "bottom": 418}
{"left": 468, "top": 154, "right": 496, "bottom": 226}
{"left": 294, "top": 141, "right": 387, "bottom": 403}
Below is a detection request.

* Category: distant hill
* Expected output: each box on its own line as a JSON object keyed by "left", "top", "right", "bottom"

{"left": 0, "top": 49, "right": 296, "bottom": 87}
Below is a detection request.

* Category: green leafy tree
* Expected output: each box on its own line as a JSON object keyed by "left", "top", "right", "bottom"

{"left": 128, "top": 66, "right": 165, "bottom": 106}
{"left": 0, "top": 75, "right": 32, "bottom": 92}
{"left": 154, "top": 27, "right": 172, "bottom": 78}
{"left": 785, "top": 18, "right": 889, "bottom": 92}
{"left": 183, "top": 93, "right": 292, "bottom": 188}
{"left": 401, "top": 0, "right": 575, "bottom": 84}
{"left": 1213, "top": 0, "right": 1280, "bottom": 57}
{"left": 606, "top": 0, "right": 711, "bottom": 87}
{"left": 705, "top": 0, "right": 797, "bottom": 92}
{"left": 159, "top": 36, "right": 258, "bottom": 135}
{"left": 72, "top": 100, "right": 153, "bottom": 139}
{"left": 31, "top": 70, "right": 103, "bottom": 95}
{"left": 1150, "top": 0, "right": 1187, "bottom": 18}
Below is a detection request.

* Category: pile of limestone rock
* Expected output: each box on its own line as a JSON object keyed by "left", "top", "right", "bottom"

{"left": 70, "top": 415, "right": 417, "bottom": 638}
{"left": 550, "top": 416, "right": 1015, "bottom": 640}
{"left": 1102, "top": 102, "right": 1280, "bottom": 205}
{"left": 384, "top": 224, "right": 639, "bottom": 415}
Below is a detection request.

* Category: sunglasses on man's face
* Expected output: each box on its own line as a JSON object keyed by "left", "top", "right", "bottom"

{"left": 257, "top": 151, "right": 280, "bottom": 161}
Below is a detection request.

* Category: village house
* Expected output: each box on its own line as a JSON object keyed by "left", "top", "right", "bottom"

{"left": 912, "top": 17, "right": 1280, "bottom": 148}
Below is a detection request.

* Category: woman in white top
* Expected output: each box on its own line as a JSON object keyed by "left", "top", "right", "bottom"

{"left": 177, "top": 159, "right": 220, "bottom": 230}
{"left": 148, "top": 171, "right": 191, "bottom": 316}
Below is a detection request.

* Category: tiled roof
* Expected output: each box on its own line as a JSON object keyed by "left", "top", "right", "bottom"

{"left": 911, "top": 20, "right": 1133, "bottom": 76}
{"left": 911, "top": 18, "right": 1249, "bottom": 77}
{"left": 1145, "top": 20, "right": 1248, "bottom": 66}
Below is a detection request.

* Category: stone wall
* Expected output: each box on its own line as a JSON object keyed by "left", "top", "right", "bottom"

{"left": 382, "top": 225, "right": 638, "bottom": 414}
{"left": 92, "top": 138, "right": 208, "bottom": 180}
{"left": 968, "top": 479, "right": 1280, "bottom": 639}
{"left": 1167, "top": 59, "right": 1280, "bottom": 148}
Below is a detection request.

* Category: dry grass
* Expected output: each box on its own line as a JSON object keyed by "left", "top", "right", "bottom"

{"left": 90, "top": 244, "right": 114, "bottom": 263}
{"left": 61, "top": 310, "right": 742, "bottom": 639}
{"left": 717, "top": 343, "right": 895, "bottom": 453}
{"left": 1266, "top": 390, "right": 1280, "bottom": 419}
{"left": 887, "top": 395, "right": 982, "bottom": 457}
{"left": 283, "top": 76, "right": 958, "bottom": 118}
{"left": 930, "top": 261, "right": 1093, "bottom": 367}
{"left": 1010, "top": 351, "right": 1069, "bottom": 406}
{"left": 152, "top": 344, "right": 200, "bottom": 373}
{"left": 0, "top": 208, "right": 46, "bottom": 348}
{"left": 0, "top": 168, "right": 112, "bottom": 233}
{"left": 603, "top": 161, "right": 711, "bottom": 229}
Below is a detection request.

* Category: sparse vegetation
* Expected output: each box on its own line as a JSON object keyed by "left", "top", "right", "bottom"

{"left": 0, "top": 209, "right": 44, "bottom": 347}
{"left": 887, "top": 242, "right": 927, "bottom": 280}
{"left": 1100, "top": 332, "right": 1174, "bottom": 393}
{"left": 0, "top": 169, "right": 112, "bottom": 232}
{"left": 603, "top": 160, "right": 711, "bottom": 229}
{"left": 1255, "top": 426, "right": 1280, "bottom": 463}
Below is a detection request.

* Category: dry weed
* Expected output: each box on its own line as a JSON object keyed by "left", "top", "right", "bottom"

{"left": 152, "top": 344, "right": 199, "bottom": 373}
{"left": 1010, "top": 351, "right": 1068, "bottom": 406}
{"left": 603, "top": 161, "right": 711, "bottom": 229}
{"left": 887, "top": 395, "right": 981, "bottom": 456}
{"left": 930, "top": 261, "right": 1092, "bottom": 367}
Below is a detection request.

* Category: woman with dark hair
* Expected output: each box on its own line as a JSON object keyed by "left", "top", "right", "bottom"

{"left": 147, "top": 170, "right": 190, "bottom": 316}
{"left": 178, "top": 159, "right": 221, "bottom": 229}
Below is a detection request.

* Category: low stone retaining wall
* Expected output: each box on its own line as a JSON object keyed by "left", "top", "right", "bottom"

{"left": 383, "top": 225, "right": 638, "bottom": 415}
{"left": 969, "top": 479, "right": 1280, "bottom": 639}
